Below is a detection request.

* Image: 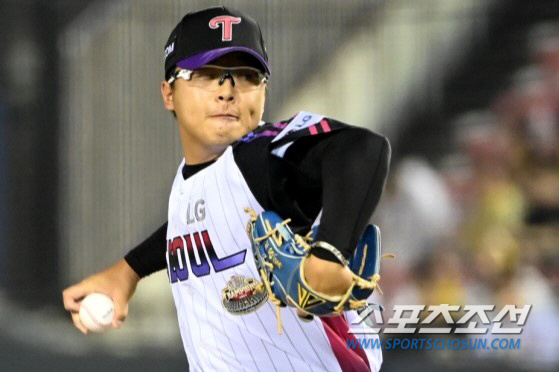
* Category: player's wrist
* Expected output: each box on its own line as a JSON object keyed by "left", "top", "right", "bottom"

{"left": 116, "top": 258, "right": 141, "bottom": 283}
{"left": 105, "top": 259, "right": 140, "bottom": 289}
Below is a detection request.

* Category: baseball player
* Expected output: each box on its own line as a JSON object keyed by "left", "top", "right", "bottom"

{"left": 63, "top": 6, "right": 390, "bottom": 372}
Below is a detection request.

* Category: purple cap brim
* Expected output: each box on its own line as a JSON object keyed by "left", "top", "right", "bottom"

{"left": 175, "top": 47, "right": 270, "bottom": 75}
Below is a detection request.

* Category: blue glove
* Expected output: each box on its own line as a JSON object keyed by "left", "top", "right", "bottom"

{"left": 246, "top": 209, "right": 383, "bottom": 333}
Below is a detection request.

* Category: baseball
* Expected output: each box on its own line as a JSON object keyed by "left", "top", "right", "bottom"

{"left": 79, "top": 293, "right": 115, "bottom": 332}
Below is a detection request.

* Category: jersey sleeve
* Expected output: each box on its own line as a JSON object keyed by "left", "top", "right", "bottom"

{"left": 235, "top": 112, "right": 391, "bottom": 260}
{"left": 282, "top": 119, "right": 391, "bottom": 259}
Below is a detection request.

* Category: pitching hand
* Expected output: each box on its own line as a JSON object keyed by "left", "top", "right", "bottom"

{"left": 62, "top": 259, "right": 140, "bottom": 334}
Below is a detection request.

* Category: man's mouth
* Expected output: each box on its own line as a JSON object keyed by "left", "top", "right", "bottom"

{"left": 210, "top": 113, "right": 239, "bottom": 120}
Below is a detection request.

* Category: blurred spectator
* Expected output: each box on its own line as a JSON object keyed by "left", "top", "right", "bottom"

{"left": 450, "top": 110, "right": 526, "bottom": 258}
{"left": 374, "top": 156, "right": 458, "bottom": 314}
{"left": 495, "top": 21, "right": 559, "bottom": 224}
{"left": 529, "top": 22, "right": 559, "bottom": 97}
{"left": 381, "top": 21, "right": 559, "bottom": 367}
{"left": 376, "top": 157, "right": 457, "bottom": 268}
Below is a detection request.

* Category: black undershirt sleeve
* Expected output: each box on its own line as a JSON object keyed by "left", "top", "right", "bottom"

{"left": 281, "top": 126, "right": 391, "bottom": 260}
{"left": 124, "top": 222, "right": 168, "bottom": 278}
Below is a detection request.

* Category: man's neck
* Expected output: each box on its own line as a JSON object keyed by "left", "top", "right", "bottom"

{"left": 179, "top": 132, "right": 226, "bottom": 165}
{"left": 182, "top": 149, "right": 222, "bottom": 165}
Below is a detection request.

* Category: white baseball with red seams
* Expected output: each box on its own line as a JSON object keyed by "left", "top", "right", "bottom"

{"left": 79, "top": 293, "right": 114, "bottom": 332}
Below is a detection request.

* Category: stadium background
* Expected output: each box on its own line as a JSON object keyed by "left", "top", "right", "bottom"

{"left": 0, "top": 0, "right": 558, "bottom": 370}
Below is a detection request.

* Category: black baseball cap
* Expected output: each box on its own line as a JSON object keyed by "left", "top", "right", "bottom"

{"left": 164, "top": 6, "right": 270, "bottom": 79}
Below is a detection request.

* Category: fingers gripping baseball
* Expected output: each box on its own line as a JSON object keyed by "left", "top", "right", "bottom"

{"left": 62, "top": 259, "right": 139, "bottom": 334}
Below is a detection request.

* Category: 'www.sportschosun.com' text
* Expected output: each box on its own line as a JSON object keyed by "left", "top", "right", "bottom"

{"left": 346, "top": 337, "right": 520, "bottom": 350}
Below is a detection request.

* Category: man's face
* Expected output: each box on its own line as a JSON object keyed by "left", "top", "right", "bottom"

{"left": 163, "top": 52, "right": 266, "bottom": 163}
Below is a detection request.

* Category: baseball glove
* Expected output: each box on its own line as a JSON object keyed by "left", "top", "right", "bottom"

{"left": 245, "top": 208, "right": 384, "bottom": 334}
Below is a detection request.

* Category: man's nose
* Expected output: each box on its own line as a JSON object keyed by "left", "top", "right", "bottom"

{"left": 217, "top": 74, "right": 236, "bottom": 101}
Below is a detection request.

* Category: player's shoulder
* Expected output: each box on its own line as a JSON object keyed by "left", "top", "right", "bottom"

{"left": 234, "top": 120, "right": 284, "bottom": 146}
{"left": 235, "top": 111, "right": 352, "bottom": 147}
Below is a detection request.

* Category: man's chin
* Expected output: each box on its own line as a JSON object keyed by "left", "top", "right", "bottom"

{"left": 210, "top": 132, "right": 243, "bottom": 149}
{"left": 215, "top": 126, "right": 251, "bottom": 141}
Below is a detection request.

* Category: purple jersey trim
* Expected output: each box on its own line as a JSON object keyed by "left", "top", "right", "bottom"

{"left": 273, "top": 121, "right": 289, "bottom": 129}
{"left": 238, "top": 129, "right": 280, "bottom": 143}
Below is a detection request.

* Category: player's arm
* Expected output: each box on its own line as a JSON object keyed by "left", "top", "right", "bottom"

{"left": 284, "top": 126, "right": 391, "bottom": 295}
{"left": 123, "top": 222, "right": 168, "bottom": 278}
{"left": 62, "top": 222, "right": 168, "bottom": 333}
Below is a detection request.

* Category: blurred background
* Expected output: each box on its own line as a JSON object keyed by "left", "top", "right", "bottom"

{"left": 1, "top": 0, "right": 558, "bottom": 370}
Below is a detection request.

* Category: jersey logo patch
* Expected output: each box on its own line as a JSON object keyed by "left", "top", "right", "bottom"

{"left": 222, "top": 275, "right": 268, "bottom": 314}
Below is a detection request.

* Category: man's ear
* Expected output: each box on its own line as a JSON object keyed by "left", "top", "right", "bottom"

{"left": 161, "top": 80, "right": 175, "bottom": 112}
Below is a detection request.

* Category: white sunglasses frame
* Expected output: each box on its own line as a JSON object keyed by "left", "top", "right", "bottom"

{"left": 167, "top": 65, "right": 268, "bottom": 86}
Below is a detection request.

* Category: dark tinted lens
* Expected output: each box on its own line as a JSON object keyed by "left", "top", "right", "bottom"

{"left": 192, "top": 67, "right": 222, "bottom": 81}
{"left": 233, "top": 68, "right": 263, "bottom": 85}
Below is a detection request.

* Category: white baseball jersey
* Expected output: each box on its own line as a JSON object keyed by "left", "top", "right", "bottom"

{"left": 166, "top": 114, "right": 382, "bottom": 372}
